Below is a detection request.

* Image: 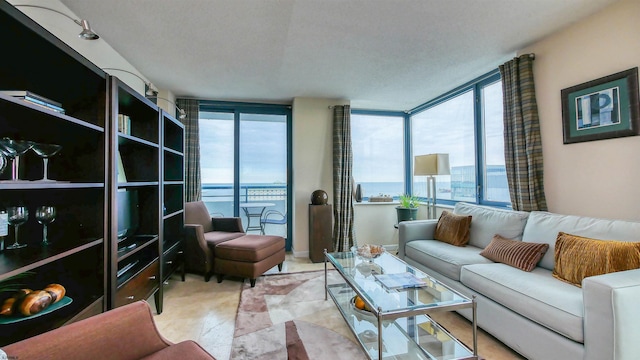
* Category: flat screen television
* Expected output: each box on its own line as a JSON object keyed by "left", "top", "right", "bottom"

{"left": 117, "top": 189, "right": 139, "bottom": 242}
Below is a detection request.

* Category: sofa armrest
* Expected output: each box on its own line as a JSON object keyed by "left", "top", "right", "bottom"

{"left": 3, "top": 301, "right": 170, "bottom": 360}
{"left": 398, "top": 219, "right": 438, "bottom": 258}
{"left": 211, "top": 217, "right": 245, "bottom": 233}
{"left": 583, "top": 268, "right": 640, "bottom": 360}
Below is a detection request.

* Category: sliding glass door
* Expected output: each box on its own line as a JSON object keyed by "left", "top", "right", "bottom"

{"left": 199, "top": 103, "right": 292, "bottom": 249}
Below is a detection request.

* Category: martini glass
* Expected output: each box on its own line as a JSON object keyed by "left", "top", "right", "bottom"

{"left": 0, "top": 138, "right": 33, "bottom": 181}
{"left": 7, "top": 206, "right": 28, "bottom": 250}
{"left": 31, "top": 143, "right": 62, "bottom": 181}
{"left": 35, "top": 206, "right": 56, "bottom": 246}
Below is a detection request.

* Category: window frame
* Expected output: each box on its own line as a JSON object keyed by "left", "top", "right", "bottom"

{"left": 350, "top": 109, "right": 410, "bottom": 200}
{"left": 353, "top": 69, "right": 510, "bottom": 208}
{"left": 198, "top": 100, "right": 293, "bottom": 243}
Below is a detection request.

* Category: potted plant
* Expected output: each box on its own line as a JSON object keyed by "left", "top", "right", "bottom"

{"left": 396, "top": 194, "right": 419, "bottom": 224}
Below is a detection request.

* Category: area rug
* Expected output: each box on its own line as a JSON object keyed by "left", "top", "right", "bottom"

{"left": 230, "top": 270, "right": 512, "bottom": 360}
{"left": 231, "top": 270, "right": 367, "bottom": 359}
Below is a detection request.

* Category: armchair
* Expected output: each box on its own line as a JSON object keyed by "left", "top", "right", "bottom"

{"left": 184, "top": 201, "right": 245, "bottom": 281}
{"left": 2, "top": 301, "right": 214, "bottom": 359}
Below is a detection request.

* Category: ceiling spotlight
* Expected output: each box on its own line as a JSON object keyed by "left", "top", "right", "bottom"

{"left": 147, "top": 96, "right": 187, "bottom": 120}
{"left": 102, "top": 68, "right": 156, "bottom": 95}
{"left": 14, "top": 4, "right": 100, "bottom": 40}
{"left": 78, "top": 19, "right": 99, "bottom": 40}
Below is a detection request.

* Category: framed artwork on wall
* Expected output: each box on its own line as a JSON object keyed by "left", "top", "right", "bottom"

{"left": 561, "top": 67, "right": 639, "bottom": 144}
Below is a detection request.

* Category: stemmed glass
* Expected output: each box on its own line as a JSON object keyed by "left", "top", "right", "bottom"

{"left": 0, "top": 138, "right": 33, "bottom": 181}
{"left": 31, "top": 143, "right": 62, "bottom": 182}
{"left": 7, "top": 206, "right": 29, "bottom": 250}
{"left": 35, "top": 206, "right": 56, "bottom": 246}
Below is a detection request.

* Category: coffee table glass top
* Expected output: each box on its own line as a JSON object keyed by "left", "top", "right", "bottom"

{"left": 327, "top": 250, "right": 469, "bottom": 316}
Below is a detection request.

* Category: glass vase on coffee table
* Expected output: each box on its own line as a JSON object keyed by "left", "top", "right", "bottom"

{"left": 31, "top": 143, "right": 62, "bottom": 182}
{"left": 0, "top": 138, "right": 33, "bottom": 182}
{"left": 7, "top": 206, "right": 29, "bottom": 249}
{"left": 35, "top": 206, "right": 56, "bottom": 246}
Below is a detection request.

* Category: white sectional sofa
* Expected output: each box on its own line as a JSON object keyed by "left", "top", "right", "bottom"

{"left": 398, "top": 202, "right": 640, "bottom": 360}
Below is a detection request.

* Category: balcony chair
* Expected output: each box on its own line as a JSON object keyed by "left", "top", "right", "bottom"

{"left": 260, "top": 210, "right": 287, "bottom": 235}
{"left": 184, "top": 200, "right": 245, "bottom": 282}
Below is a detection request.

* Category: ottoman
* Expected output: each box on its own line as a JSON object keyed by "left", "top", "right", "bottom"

{"left": 214, "top": 234, "right": 285, "bottom": 287}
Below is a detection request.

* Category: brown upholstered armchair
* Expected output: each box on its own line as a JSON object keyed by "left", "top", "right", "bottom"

{"left": 184, "top": 201, "right": 245, "bottom": 281}
{"left": 3, "top": 301, "right": 215, "bottom": 359}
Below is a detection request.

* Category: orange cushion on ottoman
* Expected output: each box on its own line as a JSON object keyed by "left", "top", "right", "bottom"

{"left": 215, "top": 235, "right": 285, "bottom": 262}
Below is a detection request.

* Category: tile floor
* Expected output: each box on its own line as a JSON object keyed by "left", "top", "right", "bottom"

{"left": 149, "top": 253, "right": 523, "bottom": 360}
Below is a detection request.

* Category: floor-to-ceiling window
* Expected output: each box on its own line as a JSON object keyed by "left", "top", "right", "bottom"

{"left": 199, "top": 102, "right": 292, "bottom": 249}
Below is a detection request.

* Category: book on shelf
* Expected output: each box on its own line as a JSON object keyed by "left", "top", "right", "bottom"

{"left": 1, "top": 90, "right": 62, "bottom": 107}
{"left": 1, "top": 90, "right": 65, "bottom": 113}
{"left": 118, "top": 114, "right": 131, "bottom": 135}
{"left": 117, "top": 150, "right": 127, "bottom": 183}
{"left": 374, "top": 272, "right": 428, "bottom": 290}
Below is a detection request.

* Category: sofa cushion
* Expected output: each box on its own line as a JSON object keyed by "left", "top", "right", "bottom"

{"left": 434, "top": 210, "right": 472, "bottom": 246}
{"left": 453, "top": 202, "right": 529, "bottom": 249}
{"left": 553, "top": 232, "right": 640, "bottom": 287}
{"left": 460, "top": 263, "right": 584, "bottom": 343}
{"left": 480, "top": 234, "right": 549, "bottom": 272}
{"left": 405, "top": 240, "right": 492, "bottom": 281}
{"left": 522, "top": 211, "right": 640, "bottom": 270}
{"left": 204, "top": 231, "right": 245, "bottom": 247}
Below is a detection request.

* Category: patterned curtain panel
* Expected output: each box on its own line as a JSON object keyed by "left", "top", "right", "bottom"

{"left": 332, "top": 105, "right": 356, "bottom": 251}
{"left": 499, "top": 55, "right": 547, "bottom": 211}
{"left": 176, "top": 98, "right": 202, "bottom": 202}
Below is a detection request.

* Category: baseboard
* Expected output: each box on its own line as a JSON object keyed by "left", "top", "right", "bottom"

{"left": 292, "top": 250, "right": 309, "bottom": 258}
{"left": 383, "top": 244, "right": 398, "bottom": 252}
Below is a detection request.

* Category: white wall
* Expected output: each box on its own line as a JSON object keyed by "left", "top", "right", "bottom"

{"left": 290, "top": 98, "right": 346, "bottom": 257}
{"left": 520, "top": 0, "right": 640, "bottom": 221}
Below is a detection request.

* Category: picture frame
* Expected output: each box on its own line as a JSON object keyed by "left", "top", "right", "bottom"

{"left": 561, "top": 67, "right": 639, "bottom": 144}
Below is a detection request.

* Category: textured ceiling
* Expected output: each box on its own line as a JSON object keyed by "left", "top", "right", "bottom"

{"left": 59, "top": 0, "right": 617, "bottom": 110}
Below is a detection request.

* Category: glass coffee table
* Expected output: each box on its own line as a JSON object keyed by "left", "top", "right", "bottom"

{"left": 325, "top": 249, "right": 478, "bottom": 360}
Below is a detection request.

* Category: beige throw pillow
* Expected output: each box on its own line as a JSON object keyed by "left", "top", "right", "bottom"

{"left": 433, "top": 211, "right": 472, "bottom": 247}
{"left": 553, "top": 232, "right": 640, "bottom": 287}
{"left": 480, "top": 234, "right": 549, "bottom": 272}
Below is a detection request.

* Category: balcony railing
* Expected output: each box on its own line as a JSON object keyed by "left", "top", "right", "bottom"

{"left": 201, "top": 183, "right": 287, "bottom": 236}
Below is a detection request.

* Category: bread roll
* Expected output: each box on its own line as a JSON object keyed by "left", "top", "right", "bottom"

{"left": 0, "top": 289, "right": 33, "bottom": 316}
{"left": 0, "top": 297, "right": 16, "bottom": 316}
{"left": 44, "top": 284, "right": 66, "bottom": 304}
{"left": 19, "top": 290, "right": 52, "bottom": 316}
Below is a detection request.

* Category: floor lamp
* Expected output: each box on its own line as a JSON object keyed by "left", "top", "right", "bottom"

{"left": 414, "top": 154, "right": 450, "bottom": 219}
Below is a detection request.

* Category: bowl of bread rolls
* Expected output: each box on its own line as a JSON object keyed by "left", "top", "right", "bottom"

{"left": 0, "top": 283, "right": 69, "bottom": 322}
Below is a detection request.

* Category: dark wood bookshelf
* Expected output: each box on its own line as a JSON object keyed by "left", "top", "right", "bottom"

{"left": 0, "top": 0, "right": 184, "bottom": 344}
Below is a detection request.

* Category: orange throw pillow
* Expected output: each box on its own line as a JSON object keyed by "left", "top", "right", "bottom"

{"left": 480, "top": 234, "right": 549, "bottom": 271}
{"left": 434, "top": 211, "right": 472, "bottom": 246}
{"left": 553, "top": 232, "right": 640, "bottom": 287}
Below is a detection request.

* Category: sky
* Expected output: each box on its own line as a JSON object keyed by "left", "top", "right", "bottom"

{"left": 199, "top": 112, "right": 287, "bottom": 184}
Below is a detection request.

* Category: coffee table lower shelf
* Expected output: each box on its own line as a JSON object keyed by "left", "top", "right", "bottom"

{"left": 327, "top": 283, "right": 477, "bottom": 360}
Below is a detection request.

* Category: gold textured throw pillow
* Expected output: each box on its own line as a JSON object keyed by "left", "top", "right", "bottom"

{"left": 433, "top": 211, "right": 472, "bottom": 246}
{"left": 480, "top": 234, "right": 549, "bottom": 272}
{"left": 553, "top": 232, "right": 640, "bottom": 287}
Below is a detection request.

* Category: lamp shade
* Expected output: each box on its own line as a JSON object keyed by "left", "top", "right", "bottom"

{"left": 414, "top": 154, "right": 450, "bottom": 176}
